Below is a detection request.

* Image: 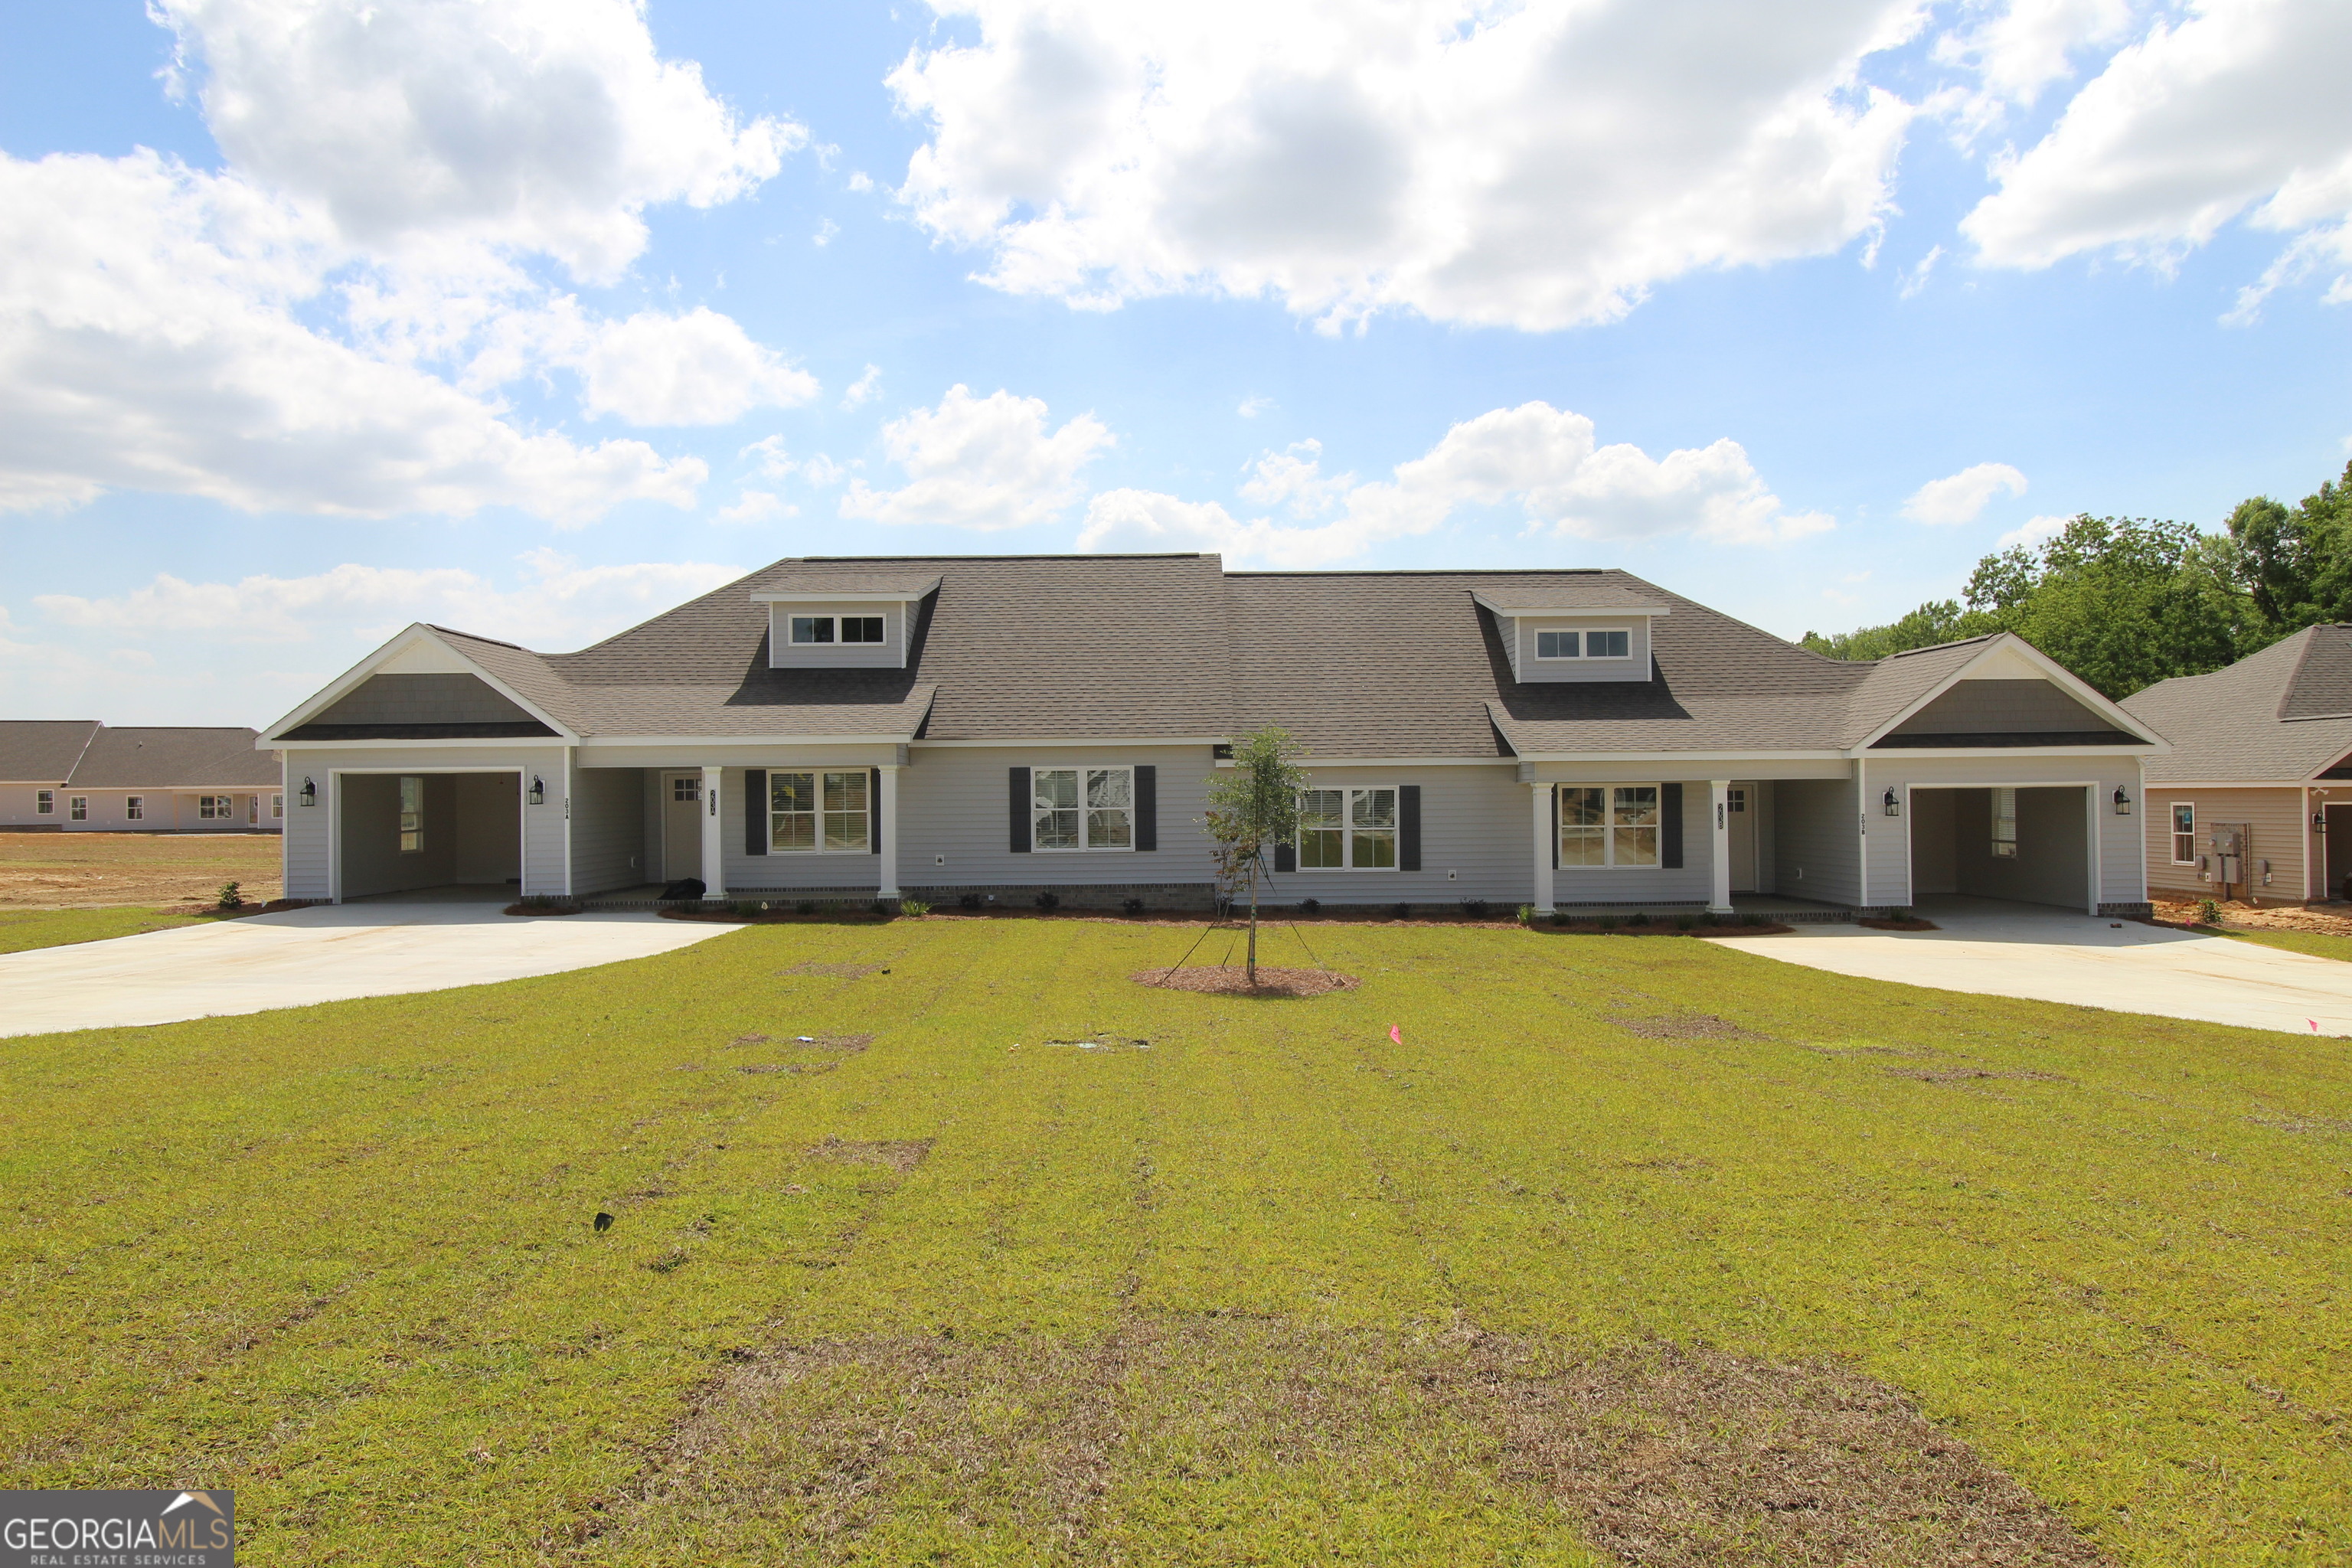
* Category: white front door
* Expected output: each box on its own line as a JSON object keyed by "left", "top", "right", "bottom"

{"left": 662, "top": 773, "right": 702, "bottom": 880}
{"left": 1726, "top": 783, "right": 1757, "bottom": 892}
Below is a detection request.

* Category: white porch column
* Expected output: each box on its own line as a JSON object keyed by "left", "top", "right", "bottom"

{"left": 700, "top": 764, "right": 726, "bottom": 897}
{"left": 1707, "top": 779, "right": 1734, "bottom": 914}
{"left": 877, "top": 764, "right": 902, "bottom": 900}
{"left": 1530, "top": 782, "right": 1554, "bottom": 913}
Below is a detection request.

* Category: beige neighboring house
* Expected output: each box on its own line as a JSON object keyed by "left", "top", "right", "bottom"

{"left": 0, "top": 721, "right": 284, "bottom": 833}
{"left": 2122, "top": 625, "right": 2352, "bottom": 905}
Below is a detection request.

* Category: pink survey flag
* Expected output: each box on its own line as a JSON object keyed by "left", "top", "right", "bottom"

{"left": 1390, "top": 1024, "right": 1403, "bottom": 1044}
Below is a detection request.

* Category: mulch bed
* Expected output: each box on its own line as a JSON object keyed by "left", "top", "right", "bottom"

{"left": 659, "top": 907, "right": 893, "bottom": 923}
{"left": 1859, "top": 917, "right": 1940, "bottom": 931}
{"left": 505, "top": 902, "right": 587, "bottom": 916}
{"left": 165, "top": 898, "right": 315, "bottom": 920}
{"left": 1540, "top": 920, "right": 1795, "bottom": 938}
{"left": 623, "top": 1322, "right": 2104, "bottom": 1565}
{"left": 1132, "top": 964, "right": 1360, "bottom": 998}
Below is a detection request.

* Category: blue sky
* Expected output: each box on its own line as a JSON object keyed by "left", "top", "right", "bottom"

{"left": 3, "top": 0, "right": 2349, "bottom": 725}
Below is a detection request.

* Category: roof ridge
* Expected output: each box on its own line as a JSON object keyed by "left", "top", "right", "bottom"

{"left": 429, "top": 624, "right": 527, "bottom": 650}
{"left": 1878, "top": 633, "right": 1999, "bottom": 661}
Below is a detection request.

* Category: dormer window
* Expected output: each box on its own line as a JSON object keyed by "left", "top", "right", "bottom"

{"left": 789, "top": 615, "right": 885, "bottom": 645}
{"left": 1536, "top": 629, "right": 1632, "bottom": 661}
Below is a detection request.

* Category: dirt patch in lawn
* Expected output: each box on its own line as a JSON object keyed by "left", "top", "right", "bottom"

{"left": 1886, "top": 1066, "right": 2072, "bottom": 1086}
{"left": 779, "top": 962, "right": 885, "bottom": 978}
{"left": 1613, "top": 1014, "right": 1762, "bottom": 1040}
{"left": 1132, "top": 964, "right": 1358, "bottom": 997}
{"left": 807, "top": 1136, "right": 933, "bottom": 1174}
{"left": 730, "top": 1031, "right": 872, "bottom": 1053}
{"left": 604, "top": 1321, "right": 2103, "bottom": 1565}
{"left": 0, "top": 831, "right": 283, "bottom": 907}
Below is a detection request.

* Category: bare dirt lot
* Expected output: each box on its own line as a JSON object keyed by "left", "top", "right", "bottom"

{"left": 0, "top": 831, "right": 283, "bottom": 906}
{"left": 2151, "top": 894, "right": 2352, "bottom": 936}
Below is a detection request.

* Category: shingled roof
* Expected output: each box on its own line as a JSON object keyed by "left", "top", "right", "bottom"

{"left": 2125, "top": 625, "right": 2352, "bottom": 783}
{"left": 299, "top": 555, "right": 2157, "bottom": 759}
{"left": 0, "top": 720, "right": 100, "bottom": 782}
{"left": 64, "top": 727, "right": 282, "bottom": 789}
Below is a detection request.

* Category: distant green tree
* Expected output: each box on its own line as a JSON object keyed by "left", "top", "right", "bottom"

{"left": 1800, "top": 599, "right": 1991, "bottom": 661}
{"left": 2224, "top": 459, "right": 2352, "bottom": 635}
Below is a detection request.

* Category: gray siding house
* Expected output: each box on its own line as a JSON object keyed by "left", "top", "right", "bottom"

{"left": 1, "top": 721, "right": 284, "bottom": 832}
{"left": 260, "top": 555, "right": 2165, "bottom": 913}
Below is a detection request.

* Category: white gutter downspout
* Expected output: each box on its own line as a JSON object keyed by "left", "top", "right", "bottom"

{"left": 1855, "top": 754, "right": 1868, "bottom": 913}
{"left": 562, "top": 745, "right": 575, "bottom": 899}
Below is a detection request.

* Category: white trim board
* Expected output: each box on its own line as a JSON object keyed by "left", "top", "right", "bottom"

{"left": 260, "top": 624, "right": 579, "bottom": 744}
{"left": 1851, "top": 633, "right": 2168, "bottom": 753}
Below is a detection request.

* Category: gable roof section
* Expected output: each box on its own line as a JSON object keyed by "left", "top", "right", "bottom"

{"left": 1846, "top": 635, "right": 2159, "bottom": 751}
{"left": 65, "top": 727, "right": 280, "bottom": 789}
{"left": 0, "top": 720, "right": 101, "bottom": 782}
{"left": 2125, "top": 625, "right": 2352, "bottom": 782}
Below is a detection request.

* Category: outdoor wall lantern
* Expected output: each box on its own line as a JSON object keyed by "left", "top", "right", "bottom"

{"left": 528, "top": 775, "right": 547, "bottom": 805}
{"left": 2112, "top": 786, "right": 2132, "bottom": 817}
{"left": 1882, "top": 788, "right": 1901, "bottom": 818}
{"left": 298, "top": 776, "right": 317, "bottom": 808}
{"left": 2314, "top": 812, "right": 2328, "bottom": 835}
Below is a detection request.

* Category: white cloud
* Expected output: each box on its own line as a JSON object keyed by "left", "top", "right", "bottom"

{"left": 1962, "top": 0, "right": 2352, "bottom": 309}
{"left": 0, "top": 152, "right": 704, "bottom": 524}
{"left": 1239, "top": 439, "right": 1352, "bottom": 517}
{"left": 1932, "top": 0, "right": 2136, "bottom": 136}
{"left": 1080, "top": 400, "right": 1828, "bottom": 565}
{"left": 1236, "top": 394, "right": 1272, "bottom": 418}
{"left": 715, "top": 490, "right": 794, "bottom": 525}
{"left": 1899, "top": 243, "right": 1943, "bottom": 297}
{"left": 1997, "top": 512, "right": 2073, "bottom": 550}
{"left": 570, "top": 307, "right": 818, "bottom": 426}
{"left": 841, "top": 384, "right": 1113, "bottom": 529}
{"left": 31, "top": 551, "right": 744, "bottom": 649}
{"left": 157, "top": 0, "right": 801, "bottom": 282}
{"left": 889, "top": 0, "right": 1921, "bottom": 331}
{"left": 842, "top": 364, "right": 884, "bottom": 409}
{"left": 1903, "top": 462, "right": 2029, "bottom": 524}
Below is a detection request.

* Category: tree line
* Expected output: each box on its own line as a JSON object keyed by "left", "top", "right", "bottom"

{"left": 1800, "top": 459, "right": 2352, "bottom": 698}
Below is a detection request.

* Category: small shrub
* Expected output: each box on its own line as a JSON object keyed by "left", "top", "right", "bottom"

{"left": 214, "top": 880, "right": 243, "bottom": 910}
{"left": 871, "top": 898, "right": 892, "bottom": 916}
{"left": 1702, "top": 910, "right": 1722, "bottom": 926}
{"left": 1628, "top": 910, "right": 1651, "bottom": 927}
{"left": 900, "top": 899, "right": 932, "bottom": 918}
{"left": 1550, "top": 910, "right": 1569, "bottom": 926}
{"left": 1743, "top": 912, "right": 1766, "bottom": 926}
{"left": 1391, "top": 902, "right": 1413, "bottom": 920}
{"left": 733, "top": 900, "right": 759, "bottom": 916}
{"left": 1298, "top": 897, "right": 1321, "bottom": 916}
{"left": 1121, "top": 897, "right": 1145, "bottom": 916}
{"left": 959, "top": 893, "right": 983, "bottom": 910}
{"left": 1597, "top": 914, "right": 1619, "bottom": 930}
{"left": 1675, "top": 916, "right": 1694, "bottom": 931}
{"left": 2196, "top": 897, "right": 2222, "bottom": 926}
{"left": 1459, "top": 899, "right": 1489, "bottom": 920}
{"left": 1516, "top": 903, "right": 1537, "bottom": 926}
{"left": 1034, "top": 890, "right": 1060, "bottom": 911}
{"left": 795, "top": 899, "right": 818, "bottom": 915}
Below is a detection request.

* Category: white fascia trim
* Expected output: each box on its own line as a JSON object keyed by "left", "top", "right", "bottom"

{"left": 750, "top": 590, "right": 929, "bottom": 604}
{"left": 1852, "top": 633, "right": 2170, "bottom": 753}
{"left": 1860, "top": 746, "right": 2161, "bottom": 760}
{"left": 275, "top": 737, "right": 571, "bottom": 752}
{"left": 2154, "top": 779, "right": 2321, "bottom": 789}
{"left": 1219, "top": 756, "right": 1512, "bottom": 768}
{"left": 257, "top": 624, "right": 580, "bottom": 744}
{"left": 913, "top": 737, "right": 1226, "bottom": 749}
{"left": 1472, "top": 593, "right": 1671, "bottom": 619}
{"left": 582, "top": 733, "right": 921, "bottom": 748}
{"left": 1512, "top": 750, "right": 1845, "bottom": 764}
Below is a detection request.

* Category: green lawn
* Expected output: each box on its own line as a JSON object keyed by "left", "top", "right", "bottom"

{"left": 0, "top": 904, "right": 212, "bottom": 954}
{"left": 4, "top": 918, "right": 2347, "bottom": 1563}
{"left": 2215, "top": 925, "right": 2352, "bottom": 965}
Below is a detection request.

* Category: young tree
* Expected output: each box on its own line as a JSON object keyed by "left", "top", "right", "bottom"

{"left": 1204, "top": 726, "right": 1308, "bottom": 984}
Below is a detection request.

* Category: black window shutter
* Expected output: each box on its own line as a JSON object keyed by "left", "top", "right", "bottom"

{"left": 1398, "top": 785, "right": 1422, "bottom": 871}
{"left": 745, "top": 769, "right": 767, "bottom": 856}
{"left": 1009, "top": 766, "right": 1031, "bottom": 853}
{"left": 870, "top": 768, "right": 882, "bottom": 854}
{"left": 1274, "top": 840, "right": 1295, "bottom": 873}
{"left": 1134, "top": 766, "right": 1157, "bottom": 851}
{"left": 1661, "top": 782, "right": 1684, "bottom": 869}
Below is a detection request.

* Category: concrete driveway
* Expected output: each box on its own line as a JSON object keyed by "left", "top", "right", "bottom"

{"left": 1718, "top": 895, "right": 2352, "bottom": 1037}
{"left": 0, "top": 901, "right": 738, "bottom": 1038}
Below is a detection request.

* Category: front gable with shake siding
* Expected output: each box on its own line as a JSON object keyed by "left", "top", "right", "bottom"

{"left": 259, "top": 554, "right": 2169, "bottom": 916}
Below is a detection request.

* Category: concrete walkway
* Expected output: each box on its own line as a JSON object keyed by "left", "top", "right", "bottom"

{"left": 0, "top": 902, "right": 739, "bottom": 1038}
{"left": 1716, "top": 895, "right": 2352, "bottom": 1037}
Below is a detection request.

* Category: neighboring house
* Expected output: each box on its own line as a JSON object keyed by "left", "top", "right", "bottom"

{"left": 2122, "top": 624, "right": 2352, "bottom": 906}
{"left": 0, "top": 721, "right": 284, "bottom": 833}
{"left": 260, "top": 555, "right": 2166, "bottom": 913}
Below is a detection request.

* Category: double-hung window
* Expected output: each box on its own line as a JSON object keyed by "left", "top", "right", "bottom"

{"left": 1535, "top": 629, "right": 1632, "bottom": 660}
{"left": 1298, "top": 786, "right": 1397, "bottom": 868}
{"left": 69, "top": 796, "right": 87, "bottom": 821}
{"left": 770, "top": 771, "right": 869, "bottom": 851}
{"left": 397, "top": 777, "right": 423, "bottom": 853}
{"left": 200, "top": 795, "right": 233, "bottom": 822}
{"left": 1559, "top": 785, "right": 1661, "bottom": 867}
{"left": 271, "top": 793, "right": 283, "bottom": 819}
{"left": 2171, "top": 803, "right": 2196, "bottom": 864}
{"left": 34, "top": 790, "right": 51, "bottom": 815}
{"left": 1034, "top": 767, "right": 1132, "bottom": 851}
{"left": 1991, "top": 787, "right": 2018, "bottom": 858}
{"left": 126, "top": 796, "right": 144, "bottom": 822}
{"left": 789, "top": 615, "right": 885, "bottom": 645}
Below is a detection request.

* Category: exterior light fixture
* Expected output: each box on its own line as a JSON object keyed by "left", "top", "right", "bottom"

{"left": 2314, "top": 812, "right": 2328, "bottom": 835}
{"left": 2112, "top": 786, "right": 2132, "bottom": 817}
{"left": 299, "top": 776, "right": 317, "bottom": 807}
{"left": 528, "top": 775, "right": 546, "bottom": 805}
{"left": 1883, "top": 788, "right": 1901, "bottom": 818}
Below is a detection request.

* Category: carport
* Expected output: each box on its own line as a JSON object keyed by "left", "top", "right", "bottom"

{"left": 1906, "top": 784, "right": 2094, "bottom": 914}
{"left": 335, "top": 768, "right": 521, "bottom": 901}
